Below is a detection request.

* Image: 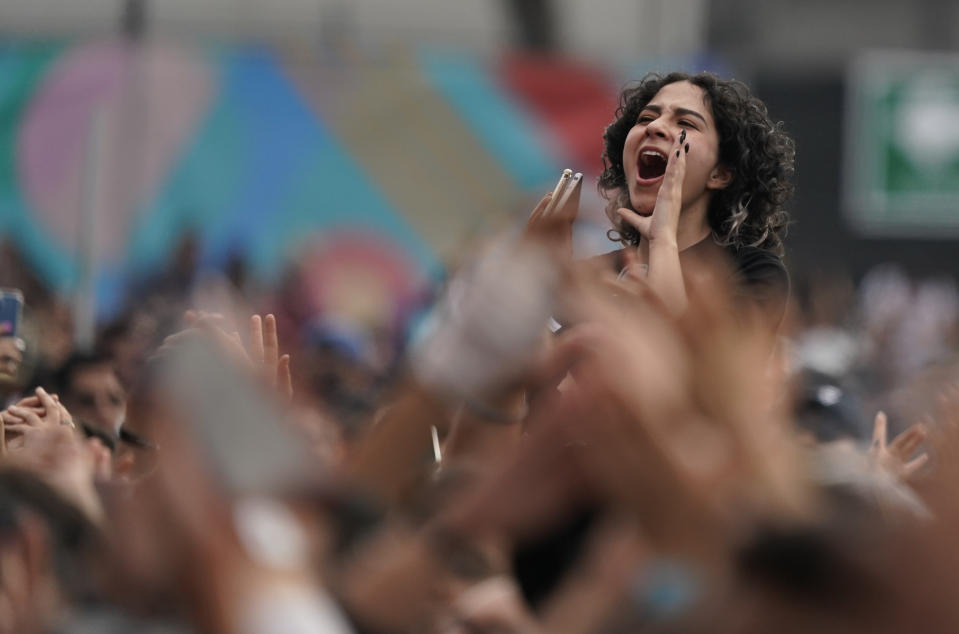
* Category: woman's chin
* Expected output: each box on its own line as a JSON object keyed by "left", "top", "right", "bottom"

{"left": 627, "top": 193, "right": 656, "bottom": 217}
{"left": 629, "top": 202, "right": 655, "bottom": 217}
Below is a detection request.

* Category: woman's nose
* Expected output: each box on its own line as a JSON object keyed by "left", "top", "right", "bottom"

{"left": 645, "top": 118, "right": 671, "bottom": 140}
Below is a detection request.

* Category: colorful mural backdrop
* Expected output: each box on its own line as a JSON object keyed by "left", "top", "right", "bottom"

{"left": 0, "top": 37, "right": 680, "bottom": 317}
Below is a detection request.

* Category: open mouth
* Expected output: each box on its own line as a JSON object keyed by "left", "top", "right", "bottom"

{"left": 638, "top": 150, "right": 667, "bottom": 182}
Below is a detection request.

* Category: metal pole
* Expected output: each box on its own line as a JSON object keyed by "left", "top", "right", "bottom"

{"left": 73, "top": 109, "right": 105, "bottom": 352}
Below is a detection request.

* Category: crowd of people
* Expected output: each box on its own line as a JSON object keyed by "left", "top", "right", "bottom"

{"left": 0, "top": 71, "right": 957, "bottom": 633}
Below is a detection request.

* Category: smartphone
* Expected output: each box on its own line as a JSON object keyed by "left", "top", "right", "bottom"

{"left": 552, "top": 171, "right": 583, "bottom": 220}
{"left": 543, "top": 169, "right": 573, "bottom": 216}
{"left": 0, "top": 290, "right": 24, "bottom": 338}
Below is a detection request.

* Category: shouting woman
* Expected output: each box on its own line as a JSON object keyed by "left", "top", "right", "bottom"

{"left": 598, "top": 72, "right": 795, "bottom": 325}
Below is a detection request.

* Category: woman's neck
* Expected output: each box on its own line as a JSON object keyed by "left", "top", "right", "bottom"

{"left": 637, "top": 200, "right": 712, "bottom": 261}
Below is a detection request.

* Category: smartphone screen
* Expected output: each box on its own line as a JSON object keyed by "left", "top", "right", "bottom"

{"left": 0, "top": 290, "right": 24, "bottom": 338}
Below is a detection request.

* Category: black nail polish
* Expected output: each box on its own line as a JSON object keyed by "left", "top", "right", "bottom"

{"left": 676, "top": 149, "right": 680, "bottom": 157}
{"left": 679, "top": 129, "right": 686, "bottom": 144}
{"left": 685, "top": 143, "right": 689, "bottom": 154}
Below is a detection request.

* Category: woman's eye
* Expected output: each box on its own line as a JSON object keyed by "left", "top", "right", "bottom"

{"left": 637, "top": 115, "right": 654, "bottom": 124}
{"left": 678, "top": 120, "right": 695, "bottom": 128}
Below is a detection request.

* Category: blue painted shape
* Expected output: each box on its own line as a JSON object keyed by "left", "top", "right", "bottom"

{"left": 418, "top": 47, "right": 559, "bottom": 191}
{"left": 128, "top": 45, "right": 439, "bottom": 289}
{"left": 248, "top": 140, "right": 441, "bottom": 282}
{"left": 197, "top": 48, "right": 324, "bottom": 268}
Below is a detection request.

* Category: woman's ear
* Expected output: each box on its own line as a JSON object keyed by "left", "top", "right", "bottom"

{"left": 707, "top": 164, "right": 734, "bottom": 191}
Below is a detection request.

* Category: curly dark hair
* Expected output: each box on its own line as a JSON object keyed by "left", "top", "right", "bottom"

{"left": 599, "top": 72, "right": 795, "bottom": 257}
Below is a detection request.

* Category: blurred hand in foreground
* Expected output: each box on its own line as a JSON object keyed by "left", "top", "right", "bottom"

{"left": 443, "top": 260, "right": 813, "bottom": 562}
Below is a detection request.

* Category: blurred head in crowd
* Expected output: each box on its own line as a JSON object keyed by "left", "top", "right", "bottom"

{"left": 96, "top": 311, "right": 160, "bottom": 390}
{"left": 0, "top": 468, "right": 95, "bottom": 633}
{"left": 0, "top": 336, "right": 23, "bottom": 379}
{"left": 0, "top": 336, "right": 24, "bottom": 401}
{"left": 111, "top": 361, "right": 166, "bottom": 482}
{"left": 54, "top": 353, "right": 126, "bottom": 436}
{"left": 600, "top": 72, "right": 795, "bottom": 256}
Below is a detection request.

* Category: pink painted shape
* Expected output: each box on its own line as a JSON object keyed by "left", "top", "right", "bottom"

{"left": 298, "top": 231, "right": 424, "bottom": 322}
{"left": 17, "top": 39, "right": 215, "bottom": 259}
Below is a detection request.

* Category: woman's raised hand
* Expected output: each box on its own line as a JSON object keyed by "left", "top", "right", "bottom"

{"left": 525, "top": 171, "right": 582, "bottom": 261}
{"left": 616, "top": 129, "right": 688, "bottom": 245}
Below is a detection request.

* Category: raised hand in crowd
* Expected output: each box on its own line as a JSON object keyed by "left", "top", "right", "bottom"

{"left": 157, "top": 310, "right": 293, "bottom": 401}
{"left": 869, "top": 411, "right": 929, "bottom": 482}
{"left": 1, "top": 387, "right": 74, "bottom": 442}
{"left": 248, "top": 313, "right": 294, "bottom": 401}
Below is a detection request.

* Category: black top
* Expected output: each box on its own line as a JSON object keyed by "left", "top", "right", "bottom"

{"left": 727, "top": 245, "right": 790, "bottom": 328}
{"left": 592, "top": 241, "right": 790, "bottom": 330}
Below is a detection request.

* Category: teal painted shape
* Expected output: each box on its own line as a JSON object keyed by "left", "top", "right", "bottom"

{"left": 418, "top": 47, "right": 560, "bottom": 191}
{"left": 0, "top": 41, "right": 75, "bottom": 290}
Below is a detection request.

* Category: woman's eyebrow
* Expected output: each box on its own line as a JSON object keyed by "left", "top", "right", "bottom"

{"left": 642, "top": 104, "right": 707, "bottom": 125}
{"left": 674, "top": 107, "right": 708, "bottom": 125}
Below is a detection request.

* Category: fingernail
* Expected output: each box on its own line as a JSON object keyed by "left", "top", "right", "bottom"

{"left": 676, "top": 149, "right": 680, "bottom": 157}
{"left": 685, "top": 143, "right": 690, "bottom": 154}
{"left": 679, "top": 129, "right": 686, "bottom": 144}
